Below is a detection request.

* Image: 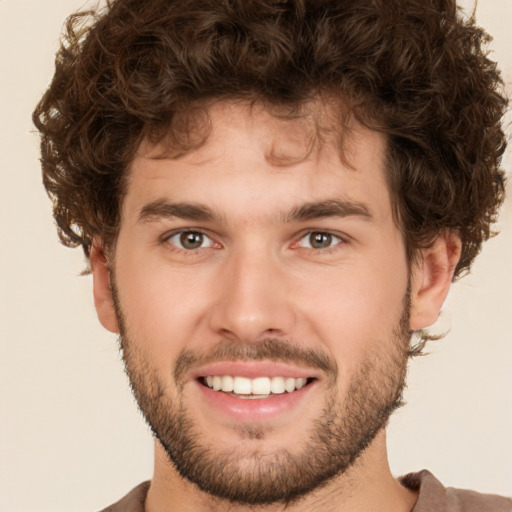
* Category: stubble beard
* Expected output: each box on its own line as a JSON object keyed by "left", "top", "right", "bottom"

{"left": 113, "top": 285, "right": 412, "bottom": 506}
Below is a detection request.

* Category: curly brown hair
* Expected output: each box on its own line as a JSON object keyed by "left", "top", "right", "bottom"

{"left": 33, "top": 0, "right": 508, "bottom": 278}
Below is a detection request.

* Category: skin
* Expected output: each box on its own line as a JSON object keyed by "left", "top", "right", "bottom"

{"left": 91, "top": 101, "right": 460, "bottom": 512}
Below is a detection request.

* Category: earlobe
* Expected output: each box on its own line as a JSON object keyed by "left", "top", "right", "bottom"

{"left": 410, "top": 231, "right": 461, "bottom": 331}
{"left": 90, "top": 240, "right": 120, "bottom": 334}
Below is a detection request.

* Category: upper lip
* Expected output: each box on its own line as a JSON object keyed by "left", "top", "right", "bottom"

{"left": 188, "top": 361, "right": 321, "bottom": 382}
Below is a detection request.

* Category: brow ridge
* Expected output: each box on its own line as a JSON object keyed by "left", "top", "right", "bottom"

{"left": 282, "top": 199, "right": 373, "bottom": 223}
{"left": 138, "top": 200, "right": 219, "bottom": 223}
{"left": 138, "top": 198, "right": 373, "bottom": 225}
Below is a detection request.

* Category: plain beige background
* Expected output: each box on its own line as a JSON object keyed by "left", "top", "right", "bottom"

{"left": 1, "top": 1, "right": 511, "bottom": 511}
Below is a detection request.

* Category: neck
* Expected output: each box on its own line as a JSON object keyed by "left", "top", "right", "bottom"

{"left": 145, "top": 431, "right": 418, "bottom": 512}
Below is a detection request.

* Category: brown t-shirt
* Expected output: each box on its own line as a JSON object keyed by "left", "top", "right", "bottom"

{"left": 402, "top": 471, "right": 512, "bottom": 511}
{"left": 100, "top": 471, "right": 512, "bottom": 511}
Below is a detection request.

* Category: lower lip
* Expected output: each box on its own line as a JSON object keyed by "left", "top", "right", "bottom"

{"left": 194, "top": 380, "right": 316, "bottom": 422}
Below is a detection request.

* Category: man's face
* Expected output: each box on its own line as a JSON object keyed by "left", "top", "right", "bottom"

{"left": 97, "top": 102, "right": 416, "bottom": 504}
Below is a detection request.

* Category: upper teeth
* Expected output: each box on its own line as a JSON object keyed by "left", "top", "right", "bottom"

{"left": 205, "top": 376, "right": 308, "bottom": 395}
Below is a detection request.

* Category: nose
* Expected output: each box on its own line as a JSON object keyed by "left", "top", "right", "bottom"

{"left": 208, "top": 247, "right": 296, "bottom": 343}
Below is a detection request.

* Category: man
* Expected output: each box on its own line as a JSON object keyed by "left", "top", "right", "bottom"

{"left": 32, "top": 0, "right": 511, "bottom": 510}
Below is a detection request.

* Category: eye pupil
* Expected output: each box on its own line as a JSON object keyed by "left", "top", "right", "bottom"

{"left": 180, "top": 231, "right": 203, "bottom": 249}
{"left": 310, "top": 232, "right": 332, "bottom": 249}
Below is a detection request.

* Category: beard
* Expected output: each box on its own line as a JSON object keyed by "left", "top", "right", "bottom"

{"left": 113, "top": 284, "right": 412, "bottom": 506}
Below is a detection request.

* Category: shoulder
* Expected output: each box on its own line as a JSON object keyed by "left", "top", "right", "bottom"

{"left": 401, "top": 470, "right": 512, "bottom": 512}
{"left": 99, "top": 481, "right": 150, "bottom": 512}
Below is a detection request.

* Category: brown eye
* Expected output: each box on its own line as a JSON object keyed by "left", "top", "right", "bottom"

{"left": 167, "top": 231, "right": 213, "bottom": 250}
{"left": 180, "top": 232, "right": 204, "bottom": 249}
{"left": 298, "top": 231, "right": 342, "bottom": 250}
{"left": 309, "top": 232, "right": 333, "bottom": 249}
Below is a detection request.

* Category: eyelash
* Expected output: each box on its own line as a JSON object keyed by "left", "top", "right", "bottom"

{"left": 161, "top": 229, "right": 346, "bottom": 254}
{"left": 295, "top": 231, "right": 344, "bottom": 251}
{"left": 163, "top": 230, "right": 217, "bottom": 252}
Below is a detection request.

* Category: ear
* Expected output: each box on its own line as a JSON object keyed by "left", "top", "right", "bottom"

{"left": 90, "top": 240, "right": 120, "bottom": 334}
{"left": 410, "top": 231, "right": 461, "bottom": 331}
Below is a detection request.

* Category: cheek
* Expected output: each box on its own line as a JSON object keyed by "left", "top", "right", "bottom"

{"left": 295, "top": 255, "right": 409, "bottom": 376}
{"left": 114, "top": 255, "right": 214, "bottom": 371}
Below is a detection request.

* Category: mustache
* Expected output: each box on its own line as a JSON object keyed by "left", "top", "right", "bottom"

{"left": 173, "top": 338, "right": 338, "bottom": 386}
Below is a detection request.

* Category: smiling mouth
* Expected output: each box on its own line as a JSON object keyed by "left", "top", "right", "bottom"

{"left": 199, "top": 375, "right": 316, "bottom": 398}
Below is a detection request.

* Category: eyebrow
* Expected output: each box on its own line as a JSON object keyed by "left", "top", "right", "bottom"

{"left": 137, "top": 198, "right": 373, "bottom": 224}
{"left": 138, "top": 200, "right": 222, "bottom": 223}
{"left": 282, "top": 199, "right": 373, "bottom": 223}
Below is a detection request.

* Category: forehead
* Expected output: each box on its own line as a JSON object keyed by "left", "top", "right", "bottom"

{"left": 124, "top": 101, "right": 392, "bottom": 224}
{"left": 139, "top": 99, "right": 368, "bottom": 164}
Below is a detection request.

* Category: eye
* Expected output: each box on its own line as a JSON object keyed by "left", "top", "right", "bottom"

{"left": 166, "top": 230, "right": 215, "bottom": 250}
{"left": 297, "top": 231, "right": 343, "bottom": 250}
